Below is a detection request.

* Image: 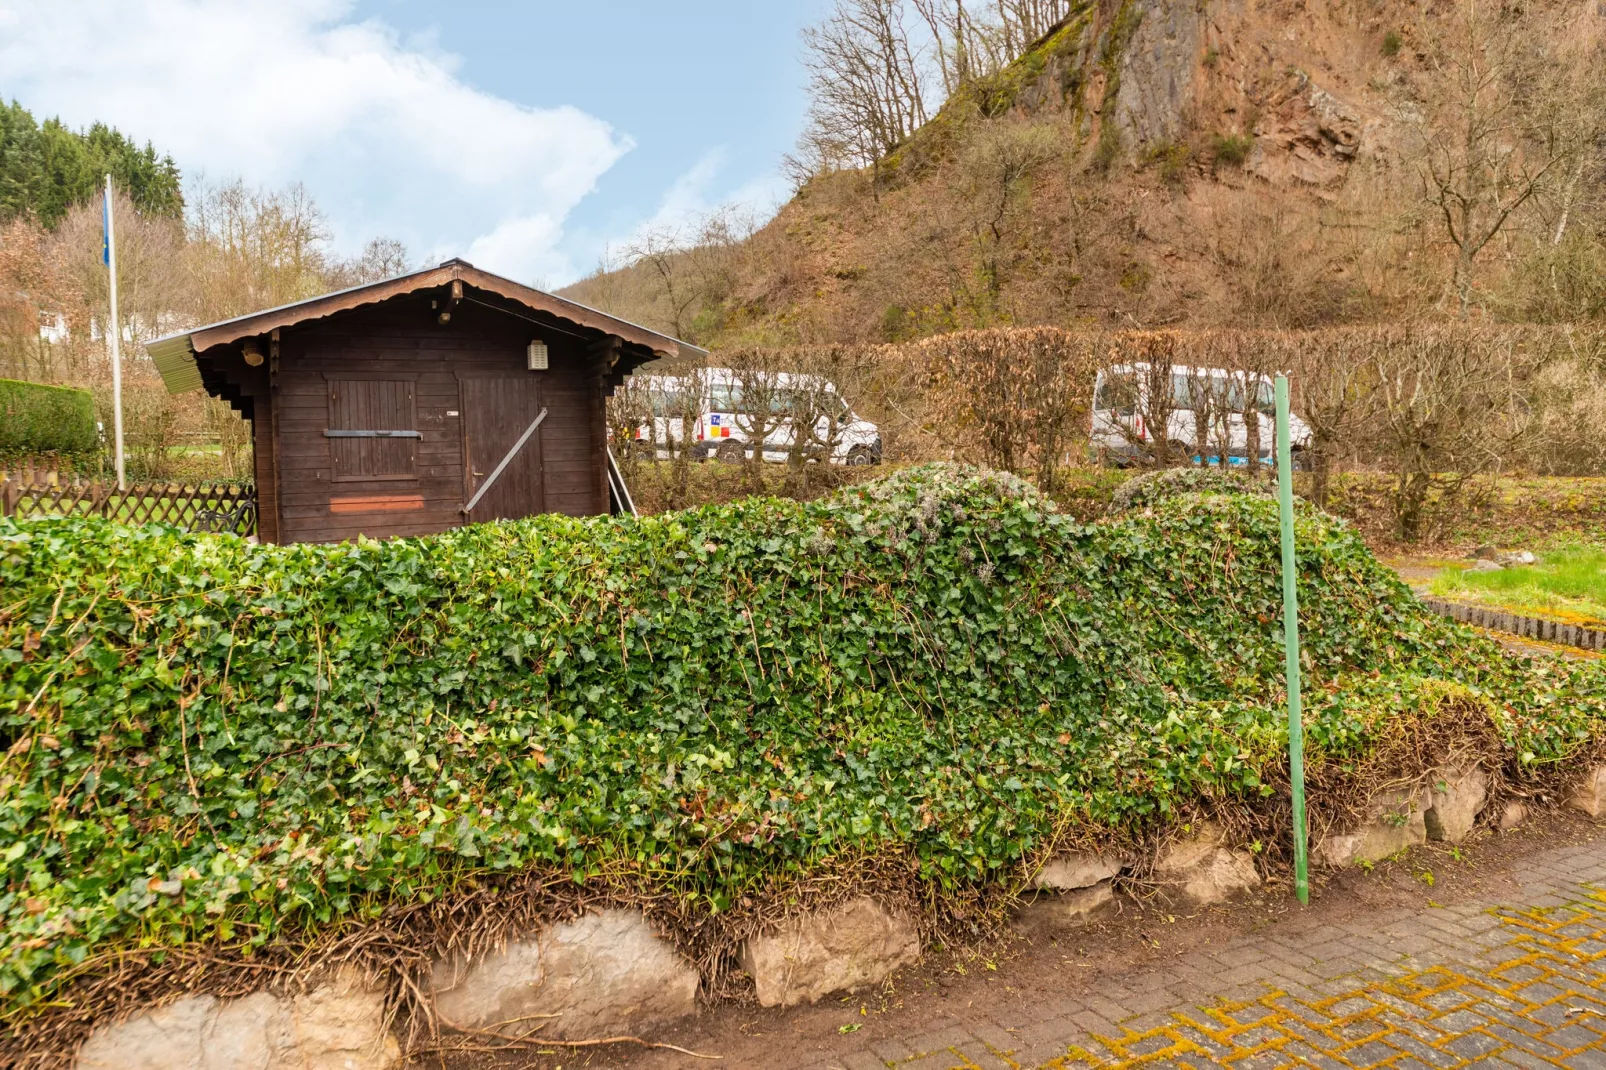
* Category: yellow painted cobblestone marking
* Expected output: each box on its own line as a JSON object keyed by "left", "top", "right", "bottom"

{"left": 1035, "top": 891, "right": 1606, "bottom": 1068}
{"left": 896, "top": 890, "right": 1606, "bottom": 1069}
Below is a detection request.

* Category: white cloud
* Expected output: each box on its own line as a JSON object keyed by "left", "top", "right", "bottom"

{"left": 0, "top": 0, "right": 631, "bottom": 285}
{"left": 636, "top": 150, "right": 732, "bottom": 238}
{"left": 604, "top": 148, "right": 789, "bottom": 258}
{"left": 465, "top": 213, "right": 566, "bottom": 289}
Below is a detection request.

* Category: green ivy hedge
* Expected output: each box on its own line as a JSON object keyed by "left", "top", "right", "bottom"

{"left": 0, "top": 378, "right": 97, "bottom": 458}
{"left": 1, "top": 465, "right": 1602, "bottom": 1015}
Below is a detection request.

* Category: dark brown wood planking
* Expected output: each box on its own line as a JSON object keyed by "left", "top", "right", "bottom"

{"left": 145, "top": 259, "right": 688, "bottom": 544}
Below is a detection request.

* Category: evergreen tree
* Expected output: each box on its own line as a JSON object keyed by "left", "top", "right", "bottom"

{"left": 0, "top": 99, "right": 182, "bottom": 226}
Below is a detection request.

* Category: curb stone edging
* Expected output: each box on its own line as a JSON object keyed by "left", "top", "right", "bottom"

{"left": 1420, "top": 597, "right": 1606, "bottom": 652}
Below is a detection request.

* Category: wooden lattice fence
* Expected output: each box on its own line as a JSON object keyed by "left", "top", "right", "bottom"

{"left": 0, "top": 474, "right": 257, "bottom": 536}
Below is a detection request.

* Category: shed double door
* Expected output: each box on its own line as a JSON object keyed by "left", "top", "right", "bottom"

{"left": 460, "top": 376, "right": 545, "bottom": 523}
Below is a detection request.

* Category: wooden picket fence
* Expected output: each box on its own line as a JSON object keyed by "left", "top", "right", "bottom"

{"left": 0, "top": 470, "right": 257, "bottom": 536}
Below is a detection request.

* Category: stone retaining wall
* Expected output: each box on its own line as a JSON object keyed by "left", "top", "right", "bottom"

{"left": 71, "top": 762, "right": 1606, "bottom": 1068}
{"left": 74, "top": 969, "right": 397, "bottom": 1070}
{"left": 1421, "top": 596, "right": 1606, "bottom": 651}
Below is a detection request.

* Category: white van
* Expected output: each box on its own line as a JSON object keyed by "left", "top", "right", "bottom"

{"left": 629, "top": 368, "right": 882, "bottom": 466}
{"left": 1091, "top": 363, "right": 1312, "bottom": 466}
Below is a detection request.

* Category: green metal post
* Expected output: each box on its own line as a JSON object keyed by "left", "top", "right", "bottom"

{"left": 1275, "top": 374, "right": 1309, "bottom": 905}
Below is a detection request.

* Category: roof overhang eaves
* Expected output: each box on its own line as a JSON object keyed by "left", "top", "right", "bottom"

{"left": 147, "top": 332, "right": 202, "bottom": 394}
{"left": 450, "top": 264, "right": 705, "bottom": 360}
{"left": 143, "top": 260, "right": 703, "bottom": 396}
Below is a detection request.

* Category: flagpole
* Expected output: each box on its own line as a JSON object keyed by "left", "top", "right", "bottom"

{"left": 105, "top": 174, "right": 125, "bottom": 491}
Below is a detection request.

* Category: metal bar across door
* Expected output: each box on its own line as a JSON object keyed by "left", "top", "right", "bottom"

{"left": 461, "top": 407, "right": 548, "bottom": 516}
{"left": 606, "top": 446, "right": 637, "bottom": 517}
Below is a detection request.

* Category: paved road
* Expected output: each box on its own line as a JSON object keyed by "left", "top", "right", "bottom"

{"left": 815, "top": 836, "right": 1606, "bottom": 1069}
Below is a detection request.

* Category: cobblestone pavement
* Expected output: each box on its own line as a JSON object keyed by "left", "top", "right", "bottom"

{"left": 824, "top": 836, "right": 1606, "bottom": 1070}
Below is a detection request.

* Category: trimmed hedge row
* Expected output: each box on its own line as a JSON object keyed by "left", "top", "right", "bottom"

{"left": 0, "top": 379, "right": 97, "bottom": 457}
{"left": 1, "top": 465, "right": 1603, "bottom": 1017}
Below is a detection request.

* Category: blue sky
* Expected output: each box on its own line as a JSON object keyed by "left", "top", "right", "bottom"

{"left": 351, "top": 0, "right": 832, "bottom": 280}
{"left": 0, "top": 0, "right": 831, "bottom": 286}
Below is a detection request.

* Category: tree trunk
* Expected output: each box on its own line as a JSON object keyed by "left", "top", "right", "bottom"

{"left": 1309, "top": 444, "right": 1331, "bottom": 510}
{"left": 1394, "top": 470, "right": 1432, "bottom": 542}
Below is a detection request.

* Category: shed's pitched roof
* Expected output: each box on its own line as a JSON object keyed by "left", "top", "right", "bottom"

{"left": 146, "top": 258, "right": 703, "bottom": 394}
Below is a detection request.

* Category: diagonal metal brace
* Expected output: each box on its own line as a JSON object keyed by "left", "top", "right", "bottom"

{"left": 461, "top": 407, "right": 547, "bottom": 516}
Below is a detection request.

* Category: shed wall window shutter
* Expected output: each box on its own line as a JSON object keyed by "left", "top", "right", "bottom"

{"left": 327, "top": 379, "right": 418, "bottom": 479}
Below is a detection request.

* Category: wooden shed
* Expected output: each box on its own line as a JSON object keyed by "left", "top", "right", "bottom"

{"left": 146, "top": 259, "right": 697, "bottom": 544}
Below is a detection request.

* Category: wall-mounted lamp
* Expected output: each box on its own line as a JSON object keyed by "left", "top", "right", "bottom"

{"left": 527, "top": 339, "right": 549, "bottom": 371}
{"left": 242, "top": 338, "right": 264, "bottom": 367}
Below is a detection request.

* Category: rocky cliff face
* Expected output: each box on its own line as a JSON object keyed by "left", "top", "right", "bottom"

{"left": 560, "top": 0, "right": 1598, "bottom": 341}
{"left": 1110, "top": 0, "right": 1207, "bottom": 149}
{"left": 978, "top": 0, "right": 1394, "bottom": 190}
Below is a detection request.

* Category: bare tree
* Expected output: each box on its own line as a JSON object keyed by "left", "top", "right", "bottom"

{"left": 0, "top": 217, "right": 81, "bottom": 382}
{"left": 328, "top": 237, "right": 411, "bottom": 287}
{"left": 797, "top": 0, "right": 1078, "bottom": 182}
{"left": 580, "top": 244, "right": 627, "bottom": 314}
{"left": 608, "top": 366, "right": 711, "bottom": 512}
{"left": 989, "top": 0, "right": 1076, "bottom": 61}
{"left": 1281, "top": 331, "right": 1376, "bottom": 507}
{"left": 1367, "top": 325, "right": 1535, "bottom": 540}
{"left": 1411, "top": 0, "right": 1584, "bottom": 316}
{"left": 622, "top": 227, "right": 701, "bottom": 341}
{"left": 51, "top": 191, "right": 189, "bottom": 352}
{"left": 950, "top": 117, "right": 1058, "bottom": 304}
{"left": 186, "top": 179, "right": 332, "bottom": 321}
{"left": 716, "top": 352, "right": 791, "bottom": 490}
{"left": 682, "top": 206, "right": 756, "bottom": 327}
{"left": 780, "top": 347, "right": 866, "bottom": 493}
{"left": 800, "top": 0, "right": 934, "bottom": 171}
{"left": 1516, "top": 13, "right": 1606, "bottom": 322}
{"left": 913, "top": 0, "right": 1075, "bottom": 95}
{"left": 1180, "top": 333, "right": 1275, "bottom": 472}
{"left": 619, "top": 208, "right": 754, "bottom": 342}
{"left": 913, "top": 0, "right": 992, "bottom": 95}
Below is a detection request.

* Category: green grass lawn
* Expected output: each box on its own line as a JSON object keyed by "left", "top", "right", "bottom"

{"left": 1430, "top": 543, "right": 1606, "bottom": 626}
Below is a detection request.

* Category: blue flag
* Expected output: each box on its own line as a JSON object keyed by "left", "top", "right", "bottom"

{"left": 101, "top": 184, "right": 111, "bottom": 267}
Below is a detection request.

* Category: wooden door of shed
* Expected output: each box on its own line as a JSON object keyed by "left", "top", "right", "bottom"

{"left": 459, "top": 376, "right": 545, "bottom": 523}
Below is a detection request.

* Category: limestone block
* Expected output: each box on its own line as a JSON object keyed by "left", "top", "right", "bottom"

{"left": 429, "top": 908, "right": 697, "bottom": 1041}
{"left": 1315, "top": 833, "right": 1362, "bottom": 868}
{"left": 1019, "top": 880, "right": 1115, "bottom": 930}
{"left": 76, "top": 996, "right": 217, "bottom": 1070}
{"left": 291, "top": 970, "right": 399, "bottom": 1070}
{"left": 1154, "top": 827, "right": 1260, "bottom": 905}
{"left": 1317, "top": 787, "right": 1427, "bottom": 867}
{"left": 75, "top": 972, "right": 397, "bottom": 1070}
{"left": 1032, "top": 851, "right": 1121, "bottom": 891}
{"left": 429, "top": 942, "right": 544, "bottom": 1034}
{"left": 1500, "top": 800, "right": 1529, "bottom": 831}
{"left": 207, "top": 992, "right": 290, "bottom": 1069}
{"left": 1570, "top": 765, "right": 1606, "bottom": 818}
{"left": 740, "top": 896, "right": 921, "bottom": 1008}
{"left": 1424, "top": 766, "right": 1489, "bottom": 843}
